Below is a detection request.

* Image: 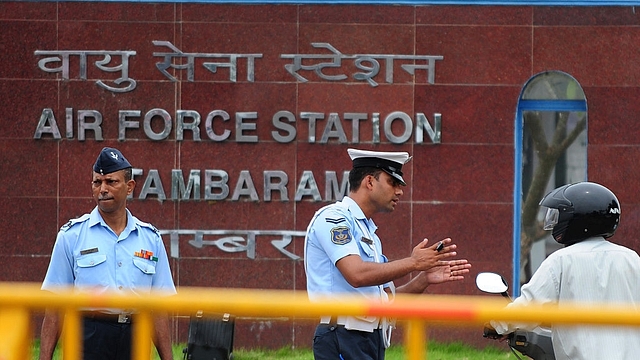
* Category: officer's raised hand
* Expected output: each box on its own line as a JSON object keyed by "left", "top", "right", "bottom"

{"left": 410, "top": 238, "right": 457, "bottom": 271}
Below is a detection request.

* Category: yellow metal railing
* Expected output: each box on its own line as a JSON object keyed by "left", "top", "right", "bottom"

{"left": 3, "top": 282, "right": 640, "bottom": 360}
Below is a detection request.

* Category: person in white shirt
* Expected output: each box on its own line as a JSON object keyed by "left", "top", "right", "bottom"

{"left": 490, "top": 181, "right": 640, "bottom": 360}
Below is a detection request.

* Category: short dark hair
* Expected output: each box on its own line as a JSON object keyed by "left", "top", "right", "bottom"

{"left": 348, "top": 167, "right": 382, "bottom": 192}
{"left": 123, "top": 167, "right": 133, "bottom": 182}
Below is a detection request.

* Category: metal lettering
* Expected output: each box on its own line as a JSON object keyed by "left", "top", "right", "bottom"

{"left": 319, "top": 113, "right": 348, "bottom": 144}
{"left": 300, "top": 112, "right": 324, "bottom": 143}
{"left": 134, "top": 169, "right": 349, "bottom": 202}
{"left": 93, "top": 52, "right": 137, "bottom": 92}
{"left": 176, "top": 110, "right": 201, "bottom": 141}
{"left": 295, "top": 170, "right": 322, "bottom": 201}
{"left": 144, "top": 108, "right": 172, "bottom": 141}
{"left": 344, "top": 113, "right": 367, "bottom": 143}
{"left": 33, "top": 108, "right": 61, "bottom": 139}
{"left": 271, "top": 111, "right": 296, "bottom": 143}
{"left": 172, "top": 169, "right": 201, "bottom": 200}
{"left": 372, "top": 113, "right": 380, "bottom": 143}
{"left": 204, "top": 170, "right": 229, "bottom": 200}
{"left": 36, "top": 108, "right": 443, "bottom": 144}
{"left": 160, "top": 229, "right": 306, "bottom": 260}
{"left": 152, "top": 40, "right": 262, "bottom": 83}
{"left": 119, "top": 110, "right": 141, "bottom": 141}
{"left": 35, "top": 43, "right": 443, "bottom": 94}
{"left": 281, "top": 43, "right": 442, "bottom": 86}
{"left": 264, "top": 171, "right": 289, "bottom": 202}
{"left": 325, "top": 171, "right": 349, "bottom": 201}
{"left": 270, "top": 233, "right": 300, "bottom": 260}
{"left": 235, "top": 112, "right": 258, "bottom": 142}
{"left": 152, "top": 41, "right": 196, "bottom": 81}
{"left": 205, "top": 110, "right": 231, "bottom": 141}
{"left": 187, "top": 231, "right": 256, "bottom": 259}
{"left": 65, "top": 108, "right": 74, "bottom": 139}
{"left": 34, "top": 50, "right": 137, "bottom": 92}
{"left": 281, "top": 43, "right": 347, "bottom": 83}
{"left": 415, "top": 113, "right": 441, "bottom": 144}
{"left": 384, "top": 111, "right": 412, "bottom": 144}
{"left": 401, "top": 56, "right": 443, "bottom": 84}
{"left": 231, "top": 170, "right": 259, "bottom": 201}
{"left": 77, "top": 110, "right": 103, "bottom": 141}
{"left": 353, "top": 56, "right": 381, "bottom": 86}
{"left": 139, "top": 169, "right": 167, "bottom": 200}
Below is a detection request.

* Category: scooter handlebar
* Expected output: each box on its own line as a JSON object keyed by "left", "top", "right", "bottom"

{"left": 483, "top": 326, "right": 502, "bottom": 340}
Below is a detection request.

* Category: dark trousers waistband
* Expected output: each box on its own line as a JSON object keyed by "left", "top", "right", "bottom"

{"left": 81, "top": 311, "right": 133, "bottom": 324}
{"left": 317, "top": 323, "right": 381, "bottom": 332}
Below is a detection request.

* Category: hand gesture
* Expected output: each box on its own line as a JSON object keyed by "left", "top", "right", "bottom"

{"left": 410, "top": 238, "right": 458, "bottom": 271}
{"left": 424, "top": 259, "right": 471, "bottom": 284}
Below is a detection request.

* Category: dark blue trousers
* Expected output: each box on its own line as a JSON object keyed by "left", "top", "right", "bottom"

{"left": 313, "top": 324, "right": 384, "bottom": 360}
{"left": 82, "top": 318, "right": 132, "bottom": 360}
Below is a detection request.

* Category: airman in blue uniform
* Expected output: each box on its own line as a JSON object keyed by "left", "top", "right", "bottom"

{"left": 304, "top": 148, "right": 472, "bottom": 360}
{"left": 40, "top": 147, "right": 176, "bottom": 360}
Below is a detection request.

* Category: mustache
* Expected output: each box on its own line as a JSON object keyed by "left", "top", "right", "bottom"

{"left": 98, "top": 195, "right": 114, "bottom": 201}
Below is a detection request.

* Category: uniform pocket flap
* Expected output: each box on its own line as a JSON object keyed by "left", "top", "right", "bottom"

{"left": 77, "top": 254, "right": 107, "bottom": 268}
{"left": 357, "top": 240, "right": 375, "bottom": 259}
{"left": 133, "top": 258, "right": 157, "bottom": 274}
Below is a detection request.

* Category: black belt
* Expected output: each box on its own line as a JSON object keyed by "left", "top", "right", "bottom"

{"left": 318, "top": 323, "right": 381, "bottom": 333}
{"left": 322, "top": 316, "right": 383, "bottom": 329}
{"left": 81, "top": 311, "right": 133, "bottom": 324}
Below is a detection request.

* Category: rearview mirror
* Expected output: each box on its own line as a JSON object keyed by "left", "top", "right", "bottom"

{"left": 476, "top": 272, "right": 509, "bottom": 294}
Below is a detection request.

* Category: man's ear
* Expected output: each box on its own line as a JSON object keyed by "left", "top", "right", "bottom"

{"left": 364, "top": 174, "right": 375, "bottom": 190}
{"left": 127, "top": 179, "right": 136, "bottom": 195}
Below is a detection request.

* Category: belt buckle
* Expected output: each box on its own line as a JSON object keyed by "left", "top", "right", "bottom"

{"left": 118, "top": 314, "right": 130, "bottom": 323}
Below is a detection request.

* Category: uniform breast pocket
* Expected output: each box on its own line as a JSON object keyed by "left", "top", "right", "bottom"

{"left": 132, "top": 258, "right": 156, "bottom": 288}
{"left": 77, "top": 254, "right": 107, "bottom": 268}
{"left": 358, "top": 241, "right": 376, "bottom": 261}
{"left": 133, "top": 258, "right": 156, "bottom": 274}
{"left": 75, "top": 254, "right": 108, "bottom": 285}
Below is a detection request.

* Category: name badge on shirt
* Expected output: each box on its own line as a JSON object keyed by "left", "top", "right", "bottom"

{"left": 80, "top": 247, "right": 98, "bottom": 255}
{"left": 361, "top": 237, "right": 373, "bottom": 245}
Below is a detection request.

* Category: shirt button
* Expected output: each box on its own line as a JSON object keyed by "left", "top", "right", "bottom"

{"left": 118, "top": 286, "right": 123, "bottom": 290}
{"left": 118, "top": 262, "right": 122, "bottom": 267}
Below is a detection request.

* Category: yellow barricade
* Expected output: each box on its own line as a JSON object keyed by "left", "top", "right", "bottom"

{"left": 2, "top": 282, "right": 640, "bottom": 360}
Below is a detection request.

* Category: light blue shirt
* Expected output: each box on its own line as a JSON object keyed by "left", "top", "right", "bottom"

{"left": 304, "top": 196, "right": 390, "bottom": 302}
{"left": 492, "top": 237, "right": 640, "bottom": 360}
{"left": 42, "top": 207, "right": 176, "bottom": 298}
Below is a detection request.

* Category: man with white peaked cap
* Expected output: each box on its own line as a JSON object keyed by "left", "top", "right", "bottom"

{"left": 304, "top": 148, "right": 472, "bottom": 360}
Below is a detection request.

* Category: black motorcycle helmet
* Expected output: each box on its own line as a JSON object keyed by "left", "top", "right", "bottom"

{"left": 539, "top": 181, "right": 621, "bottom": 246}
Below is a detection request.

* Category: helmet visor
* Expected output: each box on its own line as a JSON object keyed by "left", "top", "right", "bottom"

{"left": 543, "top": 208, "right": 559, "bottom": 230}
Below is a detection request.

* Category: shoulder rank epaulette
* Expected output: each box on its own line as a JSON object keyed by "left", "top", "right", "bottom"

{"left": 137, "top": 220, "right": 160, "bottom": 235}
{"left": 60, "top": 213, "right": 90, "bottom": 232}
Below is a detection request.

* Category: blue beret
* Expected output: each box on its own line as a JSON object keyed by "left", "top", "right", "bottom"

{"left": 93, "top": 147, "right": 132, "bottom": 175}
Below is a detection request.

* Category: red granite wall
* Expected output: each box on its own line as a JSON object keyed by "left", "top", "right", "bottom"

{"left": 2, "top": 1, "right": 640, "bottom": 350}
